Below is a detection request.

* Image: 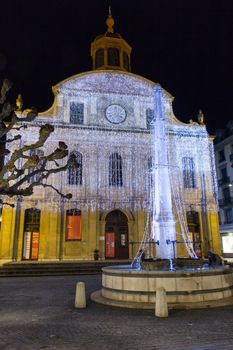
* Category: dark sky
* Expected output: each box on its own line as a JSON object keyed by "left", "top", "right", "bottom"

{"left": 0, "top": 0, "right": 232, "bottom": 133}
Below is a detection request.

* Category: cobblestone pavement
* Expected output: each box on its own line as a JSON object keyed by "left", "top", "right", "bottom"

{"left": 0, "top": 275, "right": 233, "bottom": 350}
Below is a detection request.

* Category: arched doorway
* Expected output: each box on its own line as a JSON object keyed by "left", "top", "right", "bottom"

{"left": 186, "top": 211, "right": 202, "bottom": 258}
{"left": 105, "top": 210, "right": 129, "bottom": 259}
{"left": 22, "top": 208, "right": 41, "bottom": 260}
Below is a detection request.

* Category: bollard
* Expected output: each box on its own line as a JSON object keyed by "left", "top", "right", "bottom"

{"left": 155, "top": 286, "right": 168, "bottom": 317}
{"left": 75, "top": 281, "right": 86, "bottom": 308}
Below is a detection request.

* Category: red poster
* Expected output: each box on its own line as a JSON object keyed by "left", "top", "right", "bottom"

{"left": 106, "top": 232, "right": 115, "bottom": 258}
{"left": 31, "top": 232, "right": 39, "bottom": 260}
{"left": 66, "top": 216, "right": 81, "bottom": 240}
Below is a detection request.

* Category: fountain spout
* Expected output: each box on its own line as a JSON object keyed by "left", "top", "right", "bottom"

{"left": 169, "top": 258, "right": 176, "bottom": 271}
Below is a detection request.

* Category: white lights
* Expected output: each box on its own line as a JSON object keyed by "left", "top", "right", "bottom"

{"left": 9, "top": 71, "right": 217, "bottom": 261}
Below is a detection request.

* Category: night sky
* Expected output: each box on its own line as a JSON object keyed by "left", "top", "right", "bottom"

{"left": 0, "top": 0, "right": 232, "bottom": 133}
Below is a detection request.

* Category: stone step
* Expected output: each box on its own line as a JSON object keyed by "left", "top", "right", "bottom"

{"left": 0, "top": 260, "right": 130, "bottom": 277}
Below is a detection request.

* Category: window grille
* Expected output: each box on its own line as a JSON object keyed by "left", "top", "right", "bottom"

{"left": 107, "top": 48, "right": 120, "bottom": 66}
{"left": 70, "top": 103, "right": 84, "bottom": 124}
{"left": 95, "top": 48, "right": 104, "bottom": 68}
{"left": 148, "top": 156, "right": 154, "bottom": 188}
{"left": 146, "top": 109, "right": 155, "bottom": 129}
{"left": 123, "top": 52, "right": 129, "bottom": 70}
{"left": 68, "top": 152, "right": 82, "bottom": 185}
{"left": 182, "top": 157, "right": 196, "bottom": 189}
{"left": 28, "top": 149, "right": 44, "bottom": 183}
{"left": 109, "top": 153, "right": 123, "bottom": 186}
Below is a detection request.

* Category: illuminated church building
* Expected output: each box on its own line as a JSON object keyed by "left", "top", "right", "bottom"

{"left": 0, "top": 12, "right": 221, "bottom": 262}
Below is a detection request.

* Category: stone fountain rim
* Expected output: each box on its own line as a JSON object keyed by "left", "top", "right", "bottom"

{"left": 102, "top": 264, "right": 231, "bottom": 277}
{"left": 91, "top": 289, "right": 233, "bottom": 310}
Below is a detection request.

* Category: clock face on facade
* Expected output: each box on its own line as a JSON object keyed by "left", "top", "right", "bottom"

{"left": 105, "top": 104, "right": 126, "bottom": 124}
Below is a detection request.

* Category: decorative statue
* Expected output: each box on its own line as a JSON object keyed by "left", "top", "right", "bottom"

{"left": 16, "top": 94, "right": 23, "bottom": 111}
{"left": 198, "top": 109, "right": 205, "bottom": 125}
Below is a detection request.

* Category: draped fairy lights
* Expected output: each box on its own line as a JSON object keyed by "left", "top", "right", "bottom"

{"left": 10, "top": 72, "right": 218, "bottom": 261}
{"left": 133, "top": 86, "right": 217, "bottom": 261}
{"left": 20, "top": 121, "right": 154, "bottom": 212}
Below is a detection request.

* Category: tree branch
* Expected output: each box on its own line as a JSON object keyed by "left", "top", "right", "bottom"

{"left": 0, "top": 79, "right": 75, "bottom": 201}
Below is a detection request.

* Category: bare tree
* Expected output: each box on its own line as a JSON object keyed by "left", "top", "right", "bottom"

{"left": 0, "top": 79, "right": 75, "bottom": 206}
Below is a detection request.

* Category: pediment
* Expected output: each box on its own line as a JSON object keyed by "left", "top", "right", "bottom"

{"left": 54, "top": 70, "right": 158, "bottom": 97}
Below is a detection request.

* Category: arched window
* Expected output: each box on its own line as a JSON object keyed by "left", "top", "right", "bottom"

{"left": 123, "top": 52, "right": 129, "bottom": 70}
{"left": 24, "top": 208, "right": 41, "bottom": 229}
{"left": 146, "top": 109, "right": 155, "bottom": 129}
{"left": 70, "top": 103, "right": 84, "bottom": 124}
{"left": 95, "top": 48, "right": 104, "bottom": 68}
{"left": 68, "top": 152, "right": 82, "bottom": 185}
{"left": 182, "top": 157, "right": 196, "bottom": 189}
{"left": 148, "top": 156, "right": 154, "bottom": 188}
{"left": 108, "top": 48, "right": 120, "bottom": 66}
{"left": 23, "top": 208, "right": 41, "bottom": 260}
{"left": 186, "top": 211, "right": 201, "bottom": 257}
{"left": 28, "top": 149, "right": 44, "bottom": 183}
{"left": 109, "top": 153, "right": 123, "bottom": 187}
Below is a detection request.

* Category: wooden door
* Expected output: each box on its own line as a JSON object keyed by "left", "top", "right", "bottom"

{"left": 105, "top": 210, "right": 129, "bottom": 259}
{"left": 22, "top": 209, "right": 40, "bottom": 260}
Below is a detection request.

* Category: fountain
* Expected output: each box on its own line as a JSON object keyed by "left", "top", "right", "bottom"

{"left": 91, "top": 86, "right": 233, "bottom": 309}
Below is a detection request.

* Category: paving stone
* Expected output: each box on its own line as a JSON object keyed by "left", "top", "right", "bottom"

{"left": 0, "top": 275, "right": 233, "bottom": 350}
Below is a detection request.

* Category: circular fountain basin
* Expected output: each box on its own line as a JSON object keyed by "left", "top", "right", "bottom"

{"left": 91, "top": 264, "right": 233, "bottom": 309}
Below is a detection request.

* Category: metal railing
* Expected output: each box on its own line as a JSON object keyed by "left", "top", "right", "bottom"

{"left": 219, "top": 197, "right": 233, "bottom": 206}
{"left": 128, "top": 241, "right": 156, "bottom": 259}
{"left": 218, "top": 176, "right": 230, "bottom": 186}
{"left": 128, "top": 240, "right": 195, "bottom": 259}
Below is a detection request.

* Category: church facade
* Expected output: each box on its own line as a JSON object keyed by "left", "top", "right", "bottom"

{"left": 0, "top": 12, "right": 221, "bottom": 262}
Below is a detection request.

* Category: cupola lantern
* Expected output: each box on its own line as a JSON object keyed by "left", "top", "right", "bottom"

{"left": 91, "top": 7, "right": 132, "bottom": 72}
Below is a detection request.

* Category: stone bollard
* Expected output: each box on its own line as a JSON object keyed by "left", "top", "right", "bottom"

{"left": 155, "top": 286, "right": 168, "bottom": 317}
{"left": 75, "top": 282, "right": 86, "bottom": 308}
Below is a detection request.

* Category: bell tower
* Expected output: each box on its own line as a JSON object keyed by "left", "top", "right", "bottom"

{"left": 91, "top": 7, "right": 132, "bottom": 72}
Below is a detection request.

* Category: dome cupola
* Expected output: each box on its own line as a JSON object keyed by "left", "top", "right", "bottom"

{"left": 90, "top": 7, "right": 132, "bottom": 72}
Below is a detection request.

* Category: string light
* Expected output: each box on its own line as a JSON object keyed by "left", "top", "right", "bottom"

{"left": 8, "top": 72, "right": 217, "bottom": 261}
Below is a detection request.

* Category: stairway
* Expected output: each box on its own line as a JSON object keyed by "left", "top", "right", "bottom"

{"left": 0, "top": 260, "right": 131, "bottom": 277}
